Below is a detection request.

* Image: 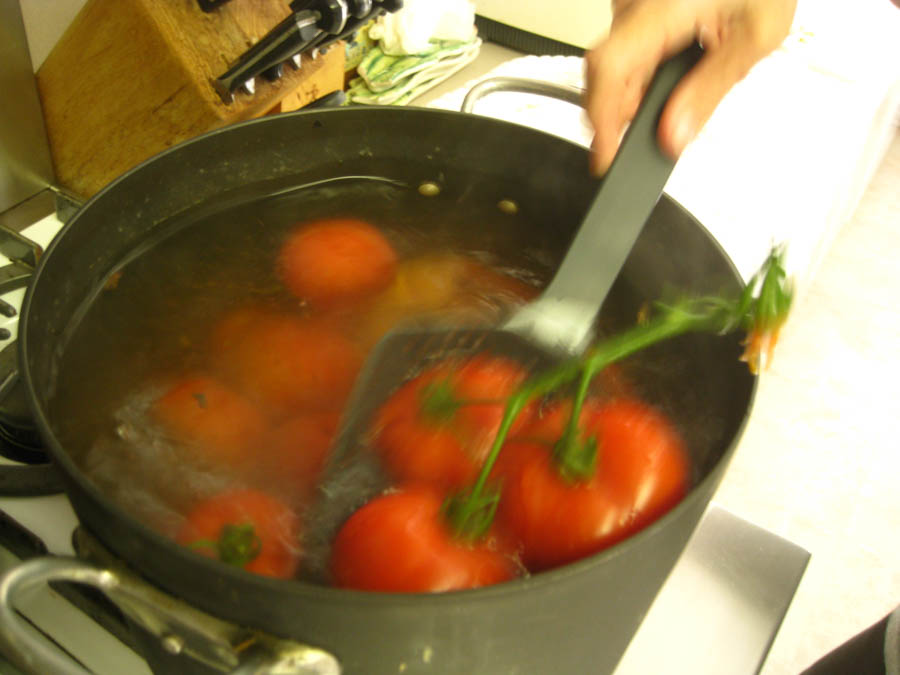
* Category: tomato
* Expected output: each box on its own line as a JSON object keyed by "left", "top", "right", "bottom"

{"left": 278, "top": 218, "right": 398, "bottom": 308}
{"left": 456, "top": 257, "right": 539, "bottom": 308}
{"left": 256, "top": 411, "right": 339, "bottom": 499}
{"left": 208, "top": 305, "right": 265, "bottom": 355}
{"left": 589, "top": 399, "right": 690, "bottom": 524}
{"left": 511, "top": 397, "right": 605, "bottom": 445}
{"left": 176, "top": 489, "right": 301, "bottom": 578}
{"left": 330, "top": 485, "right": 517, "bottom": 592}
{"left": 372, "top": 354, "right": 534, "bottom": 489}
{"left": 210, "top": 309, "right": 363, "bottom": 417}
{"left": 152, "top": 374, "right": 267, "bottom": 467}
{"left": 495, "top": 397, "right": 689, "bottom": 571}
{"left": 354, "top": 253, "right": 539, "bottom": 351}
{"left": 354, "top": 253, "right": 472, "bottom": 350}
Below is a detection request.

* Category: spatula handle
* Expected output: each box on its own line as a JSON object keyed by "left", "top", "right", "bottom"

{"left": 523, "top": 43, "right": 704, "bottom": 353}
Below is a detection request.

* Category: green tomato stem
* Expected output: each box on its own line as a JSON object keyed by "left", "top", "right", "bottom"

{"left": 446, "top": 301, "right": 732, "bottom": 539}
{"left": 445, "top": 244, "right": 793, "bottom": 541}
{"left": 187, "top": 523, "right": 262, "bottom": 568}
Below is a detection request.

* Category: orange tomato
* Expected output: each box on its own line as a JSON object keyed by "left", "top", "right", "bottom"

{"left": 257, "top": 411, "right": 339, "bottom": 499}
{"left": 278, "top": 218, "right": 398, "bottom": 308}
{"left": 152, "top": 374, "right": 267, "bottom": 467}
{"left": 354, "top": 253, "right": 539, "bottom": 350}
{"left": 354, "top": 253, "right": 470, "bottom": 349}
{"left": 176, "top": 488, "right": 301, "bottom": 579}
{"left": 210, "top": 309, "right": 363, "bottom": 417}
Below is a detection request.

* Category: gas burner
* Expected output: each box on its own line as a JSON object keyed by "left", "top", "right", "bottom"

{"left": 0, "top": 226, "right": 64, "bottom": 497}
{"left": 0, "top": 316, "right": 45, "bottom": 463}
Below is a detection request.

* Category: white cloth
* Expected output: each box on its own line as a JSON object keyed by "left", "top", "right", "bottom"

{"left": 369, "top": 0, "right": 477, "bottom": 56}
{"left": 425, "top": 2, "right": 900, "bottom": 296}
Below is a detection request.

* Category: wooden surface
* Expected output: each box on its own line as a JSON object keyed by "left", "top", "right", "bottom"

{"left": 37, "top": 0, "right": 345, "bottom": 198}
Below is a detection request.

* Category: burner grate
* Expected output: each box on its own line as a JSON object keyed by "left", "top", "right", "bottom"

{"left": 0, "top": 225, "right": 64, "bottom": 496}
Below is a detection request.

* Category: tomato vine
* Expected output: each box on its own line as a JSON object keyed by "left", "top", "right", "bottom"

{"left": 444, "top": 244, "right": 793, "bottom": 541}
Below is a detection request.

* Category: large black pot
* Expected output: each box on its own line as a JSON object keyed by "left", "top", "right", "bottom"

{"left": 5, "top": 98, "right": 755, "bottom": 674}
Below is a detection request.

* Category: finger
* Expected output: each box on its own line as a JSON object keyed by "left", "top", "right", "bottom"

{"left": 584, "top": 46, "right": 631, "bottom": 175}
{"left": 657, "top": 29, "right": 770, "bottom": 159}
{"left": 588, "top": 83, "right": 642, "bottom": 175}
{"left": 584, "top": 0, "right": 700, "bottom": 174}
{"left": 584, "top": 40, "right": 664, "bottom": 174}
{"left": 612, "top": 0, "right": 638, "bottom": 12}
{"left": 657, "top": 0, "right": 797, "bottom": 158}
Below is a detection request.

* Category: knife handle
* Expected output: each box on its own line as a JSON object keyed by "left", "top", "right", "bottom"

{"left": 197, "top": 0, "right": 232, "bottom": 12}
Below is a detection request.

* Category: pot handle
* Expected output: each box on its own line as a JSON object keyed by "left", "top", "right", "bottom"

{"left": 460, "top": 77, "right": 584, "bottom": 114}
{"left": 0, "top": 555, "right": 341, "bottom": 675}
{"left": 0, "top": 556, "right": 113, "bottom": 675}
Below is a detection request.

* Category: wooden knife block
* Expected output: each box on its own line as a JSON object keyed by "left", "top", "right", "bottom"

{"left": 37, "top": 0, "right": 346, "bottom": 199}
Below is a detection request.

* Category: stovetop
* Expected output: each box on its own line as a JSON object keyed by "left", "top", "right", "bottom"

{"left": 0, "top": 209, "right": 68, "bottom": 501}
{"left": 0, "top": 492, "right": 809, "bottom": 675}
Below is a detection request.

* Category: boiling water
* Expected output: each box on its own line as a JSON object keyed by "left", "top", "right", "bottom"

{"left": 45, "top": 174, "right": 748, "bottom": 586}
{"left": 48, "top": 176, "right": 562, "bottom": 579}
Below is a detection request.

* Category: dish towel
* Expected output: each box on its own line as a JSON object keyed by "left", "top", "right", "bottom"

{"left": 347, "top": 0, "right": 481, "bottom": 106}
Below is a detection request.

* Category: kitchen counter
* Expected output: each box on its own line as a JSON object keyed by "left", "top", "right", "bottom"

{"left": 409, "top": 4, "right": 900, "bottom": 673}
{"left": 722, "top": 125, "right": 900, "bottom": 675}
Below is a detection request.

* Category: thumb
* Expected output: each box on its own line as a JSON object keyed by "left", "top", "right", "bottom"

{"left": 657, "top": 37, "right": 765, "bottom": 159}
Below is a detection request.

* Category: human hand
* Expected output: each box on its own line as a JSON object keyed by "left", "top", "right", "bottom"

{"left": 584, "top": 0, "right": 797, "bottom": 175}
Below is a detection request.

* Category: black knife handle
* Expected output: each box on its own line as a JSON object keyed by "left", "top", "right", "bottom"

{"left": 213, "top": 0, "right": 403, "bottom": 103}
{"left": 197, "top": 0, "right": 231, "bottom": 12}
{"left": 213, "top": 10, "right": 320, "bottom": 102}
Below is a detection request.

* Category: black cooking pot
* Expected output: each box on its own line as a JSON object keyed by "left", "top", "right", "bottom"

{"left": 2, "top": 83, "right": 755, "bottom": 675}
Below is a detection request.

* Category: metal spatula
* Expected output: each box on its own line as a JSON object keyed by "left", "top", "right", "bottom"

{"left": 317, "top": 44, "right": 704, "bottom": 518}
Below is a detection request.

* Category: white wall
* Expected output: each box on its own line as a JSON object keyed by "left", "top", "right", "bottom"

{"left": 473, "top": 0, "right": 612, "bottom": 49}
{"left": 19, "top": 0, "right": 87, "bottom": 70}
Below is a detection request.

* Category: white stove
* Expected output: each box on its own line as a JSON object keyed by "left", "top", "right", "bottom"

{"left": 0, "top": 209, "right": 154, "bottom": 674}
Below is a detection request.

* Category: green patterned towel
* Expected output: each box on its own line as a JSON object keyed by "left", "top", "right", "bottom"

{"left": 348, "top": 37, "right": 481, "bottom": 105}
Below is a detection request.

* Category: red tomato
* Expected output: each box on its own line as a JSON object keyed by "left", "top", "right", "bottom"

{"left": 495, "top": 398, "right": 689, "bottom": 571}
{"left": 152, "top": 374, "right": 267, "bottom": 467}
{"left": 257, "top": 411, "right": 339, "bottom": 499}
{"left": 589, "top": 399, "right": 690, "bottom": 524}
{"left": 511, "top": 397, "right": 605, "bottom": 445}
{"left": 176, "top": 489, "right": 301, "bottom": 579}
{"left": 373, "top": 354, "right": 534, "bottom": 489}
{"left": 330, "top": 485, "right": 517, "bottom": 592}
{"left": 278, "top": 218, "right": 398, "bottom": 308}
{"left": 210, "top": 309, "right": 363, "bottom": 417}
